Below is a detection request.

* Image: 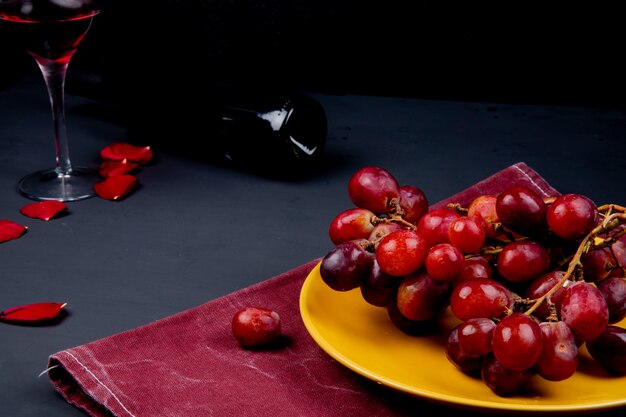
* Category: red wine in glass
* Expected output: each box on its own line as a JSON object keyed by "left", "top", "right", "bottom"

{"left": 0, "top": 0, "right": 102, "bottom": 201}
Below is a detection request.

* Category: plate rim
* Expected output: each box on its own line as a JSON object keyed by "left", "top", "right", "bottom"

{"left": 300, "top": 262, "right": 626, "bottom": 413}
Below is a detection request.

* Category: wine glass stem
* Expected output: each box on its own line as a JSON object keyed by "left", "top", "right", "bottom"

{"left": 33, "top": 56, "right": 73, "bottom": 177}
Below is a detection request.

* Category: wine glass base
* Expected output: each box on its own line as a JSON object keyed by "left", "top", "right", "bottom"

{"left": 17, "top": 166, "right": 100, "bottom": 202}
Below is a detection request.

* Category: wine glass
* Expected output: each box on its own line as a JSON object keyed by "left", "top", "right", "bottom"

{"left": 0, "top": 0, "right": 101, "bottom": 201}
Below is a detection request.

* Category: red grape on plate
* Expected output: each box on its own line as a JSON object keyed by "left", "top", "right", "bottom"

{"left": 416, "top": 207, "right": 461, "bottom": 246}
{"left": 496, "top": 186, "right": 548, "bottom": 237}
{"left": 547, "top": 193, "right": 599, "bottom": 240}
{"left": 586, "top": 325, "right": 626, "bottom": 375}
{"left": 467, "top": 195, "right": 500, "bottom": 238}
{"left": 458, "top": 256, "right": 494, "bottom": 281}
{"left": 328, "top": 208, "right": 377, "bottom": 245}
{"left": 396, "top": 271, "right": 451, "bottom": 321}
{"left": 560, "top": 281, "right": 609, "bottom": 342}
{"left": 360, "top": 258, "right": 401, "bottom": 307}
{"left": 387, "top": 302, "right": 438, "bottom": 336}
{"left": 536, "top": 320, "right": 578, "bottom": 381}
{"left": 368, "top": 221, "right": 404, "bottom": 242}
{"left": 398, "top": 185, "right": 429, "bottom": 224}
{"left": 481, "top": 353, "right": 534, "bottom": 397}
{"left": 582, "top": 247, "right": 619, "bottom": 283}
{"left": 497, "top": 240, "right": 550, "bottom": 283}
{"left": 445, "top": 324, "right": 482, "bottom": 375}
{"left": 375, "top": 229, "right": 428, "bottom": 276}
{"left": 491, "top": 312, "right": 543, "bottom": 372}
{"left": 320, "top": 239, "right": 373, "bottom": 291}
{"left": 597, "top": 277, "right": 626, "bottom": 323}
{"left": 457, "top": 317, "right": 496, "bottom": 358}
{"left": 450, "top": 278, "right": 513, "bottom": 321}
{"left": 525, "top": 270, "right": 567, "bottom": 321}
{"left": 425, "top": 243, "right": 464, "bottom": 282}
{"left": 319, "top": 164, "right": 626, "bottom": 398}
{"left": 348, "top": 166, "right": 400, "bottom": 214}
{"left": 448, "top": 216, "right": 486, "bottom": 253}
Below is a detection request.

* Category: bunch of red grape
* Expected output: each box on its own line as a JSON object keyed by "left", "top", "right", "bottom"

{"left": 320, "top": 166, "right": 626, "bottom": 396}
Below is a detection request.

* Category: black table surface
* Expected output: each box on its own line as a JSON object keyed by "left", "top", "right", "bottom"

{"left": 1, "top": 74, "right": 626, "bottom": 417}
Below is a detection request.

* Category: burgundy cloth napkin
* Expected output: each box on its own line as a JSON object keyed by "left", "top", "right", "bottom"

{"left": 48, "top": 162, "right": 558, "bottom": 417}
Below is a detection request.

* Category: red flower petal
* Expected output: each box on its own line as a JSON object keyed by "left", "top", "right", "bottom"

{"left": 0, "top": 219, "right": 27, "bottom": 243}
{"left": 99, "top": 159, "right": 139, "bottom": 178}
{"left": 20, "top": 200, "right": 68, "bottom": 221}
{"left": 94, "top": 174, "right": 137, "bottom": 200}
{"left": 100, "top": 142, "right": 153, "bottom": 164}
{"left": 0, "top": 302, "right": 67, "bottom": 323}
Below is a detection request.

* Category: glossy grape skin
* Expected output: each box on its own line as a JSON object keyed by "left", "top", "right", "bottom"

{"left": 368, "top": 221, "right": 404, "bottom": 242}
{"left": 348, "top": 166, "right": 400, "bottom": 214}
{"left": 387, "top": 302, "right": 438, "bottom": 336}
{"left": 467, "top": 195, "right": 500, "bottom": 238}
{"left": 457, "top": 317, "right": 496, "bottom": 358}
{"left": 481, "top": 354, "right": 534, "bottom": 397}
{"left": 491, "top": 312, "right": 543, "bottom": 371}
{"left": 375, "top": 229, "right": 429, "bottom": 276}
{"left": 597, "top": 277, "right": 626, "bottom": 323}
{"left": 425, "top": 243, "right": 464, "bottom": 282}
{"left": 586, "top": 325, "right": 626, "bottom": 375}
{"left": 416, "top": 208, "right": 461, "bottom": 246}
{"left": 232, "top": 307, "right": 282, "bottom": 348}
{"left": 547, "top": 193, "right": 599, "bottom": 240}
{"left": 445, "top": 325, "right": 482, "bottom": 375}
{"left": 560, "top": 281, "right": 609, "bottom": 342}
{"left": 328, "top": 208, "right": 377, "bottom": 245}
{"left": 497, "top": 240, "right": 551, "bottom": 283}
{"left": 320, "top": 239, "right": 373, "bottom": 291}
{"left": 537, "top": 321, "right": 579, "bottom": 381}
{"left": 448, "top": 216, "right": 486, "bottom": 253}
{"left": 360, "top": 259, "right": 401, "bottom": 307}
{"left": 396, "top": 271, "right": 451, "bottom": 321}
{"left": 330, "top": 165, "right": 626, "bottom": 395}
{"left": 458, "top": 256, "right": 494, "bottom": 281}
{"left": 450, "top": 278, "right": 513, "bottom": 321}
{"left": 525, "top": 270, "right": 567, "bottom": 321}
{"left": 610, "top": 235, "right": 626, "bottom": 276}
{"left": 582, "top": 247, "right": 619, "bottom": 282}
{"left": 398, "top": 185, "right": 429, "bottom": 225}
{"left": 495, "top": 186, "right": 548, "bottom": 237}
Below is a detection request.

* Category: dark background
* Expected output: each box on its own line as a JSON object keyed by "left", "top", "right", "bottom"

{"left": 2, "top": 1, "right": 625, "bottom": 107}
{"left": 2, "top": 2, "right": 626, "bottom": 416}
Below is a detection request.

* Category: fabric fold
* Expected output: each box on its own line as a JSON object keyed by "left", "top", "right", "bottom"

{"left": 48, "top": 162, "right": 559, "bottom": 417}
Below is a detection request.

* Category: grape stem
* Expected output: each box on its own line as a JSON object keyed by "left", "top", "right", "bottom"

{"left": 447, "top": 203, "right": 468, "bottom": 215}
{"left": 524, "top": 209, "right": 626, "bottom": 317}
{"left": 598, "top": 203, "right": 626, "bottom": 213}
{"left": 373, "top": 215, "right": 417, "bottom": 230}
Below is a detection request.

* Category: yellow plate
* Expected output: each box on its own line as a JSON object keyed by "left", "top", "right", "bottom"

{"left": 299, "top": 262, "right": 626, "bottom": 413}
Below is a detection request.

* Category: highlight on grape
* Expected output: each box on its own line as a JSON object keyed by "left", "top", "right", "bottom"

{"left": 320, "top": 166, "right": 626, "bottom": 396}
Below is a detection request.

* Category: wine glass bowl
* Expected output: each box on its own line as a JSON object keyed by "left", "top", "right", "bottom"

{"left": 0, "top": 0, "right": 101, "bottom": 201}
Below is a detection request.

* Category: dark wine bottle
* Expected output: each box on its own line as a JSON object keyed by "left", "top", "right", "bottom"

{"left": 65, "top": 58, "right": 328, "bottom": 174}
{"left": 214, "top": 92, "right": 327, "bottom": 167}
